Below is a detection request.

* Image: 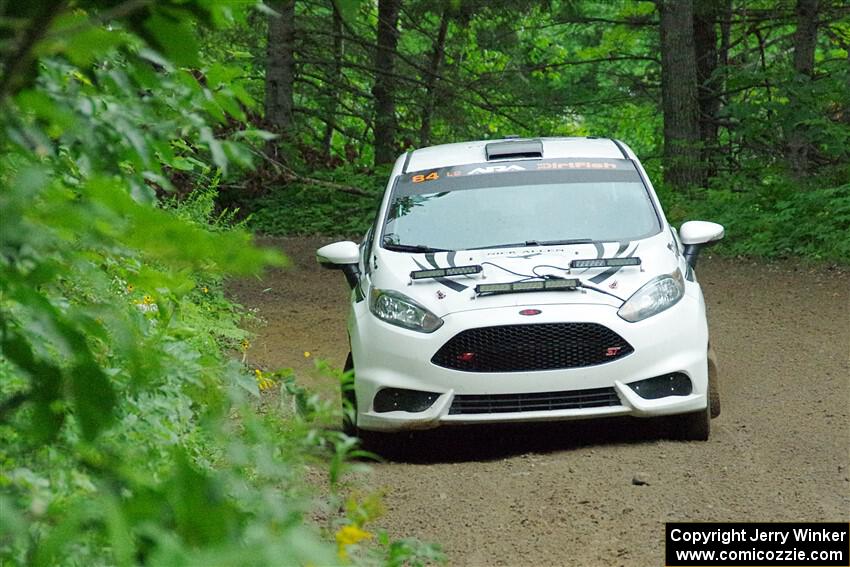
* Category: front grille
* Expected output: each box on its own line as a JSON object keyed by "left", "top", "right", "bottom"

{"left": 431, "top": 323, "right": 633, "bottom": 372}
{"left": 449, "top": 387, "right": 621, "bottom": 415}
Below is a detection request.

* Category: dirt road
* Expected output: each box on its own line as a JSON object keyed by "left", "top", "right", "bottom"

{"left": 230, "top": 237, "right": 850, "bottom": 566}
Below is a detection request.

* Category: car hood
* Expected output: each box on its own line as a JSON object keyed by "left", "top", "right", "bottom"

{"left": 369, "top": 232, "right": 681, "bottom": 316}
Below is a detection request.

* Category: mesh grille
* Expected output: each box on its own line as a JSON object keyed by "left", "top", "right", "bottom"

{"left": 431, "top": 323, "right": 633, "bottom": 372}
{"left": 449, "top": 387, "right": 621, "bottom": 415}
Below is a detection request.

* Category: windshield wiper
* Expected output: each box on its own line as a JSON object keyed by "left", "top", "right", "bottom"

{"left": 469, "top": 238, "right": 594, "bottom": 250}
{"left": 534, "top": 238, "right": 595, "bottom": 246}
{"left": 469, "top": 241, "right": 537, "bottom": 250}
{"left": 384, "top": 243, "right": 452, "bottom": 253}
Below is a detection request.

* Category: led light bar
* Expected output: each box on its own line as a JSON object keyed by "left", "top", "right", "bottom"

{"left": 410, "top": 265, "right": 483, "bottom": 280}
{"left": 570, "top": 257, "right": 642, "bottom": 269}
{"left": 475, "top": 278, "right": 579, "bottom": 296}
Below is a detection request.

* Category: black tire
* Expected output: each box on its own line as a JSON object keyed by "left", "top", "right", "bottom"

{"left": 672, "top": 404, "right": 711, "bottom": 441}
{"left": 341, "top": 352, "right": 357, "bottom": 436}
{"left": 340, "top": 353, "right": 397, "bottom": 456}
{"left": 667, "top": 346, "right": 716, "bottom": 440}
{"left": 357, "top": 429, "right": 398, "bottom": 455}
{"left": 708, "top": 344, "right": 721, "bottom": 418}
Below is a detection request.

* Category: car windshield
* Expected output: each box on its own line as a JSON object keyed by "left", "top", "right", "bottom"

{"left": 382, "top": 158, "right": 660, "bottom": 251}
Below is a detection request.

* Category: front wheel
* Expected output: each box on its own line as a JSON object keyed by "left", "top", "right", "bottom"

{"left": 340, "top": 353, "right": 396, "bottom": 453}
{"left": 671, "top": 404, "right": 711, "bottom": 441}
{"left": 341, "top": 352, "right": 357, "bottom": 436}
{"left": 708, "top": 344, "right": 721, "bottom": 418}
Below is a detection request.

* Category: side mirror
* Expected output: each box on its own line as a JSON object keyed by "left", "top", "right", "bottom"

{"left": 679, "top": 221, "right": 724, "bottom": 268}
{"left": 317, "top": 241, "right": 360, "bottom": 288}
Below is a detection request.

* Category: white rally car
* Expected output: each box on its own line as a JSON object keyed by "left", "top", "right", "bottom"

{"left": 318, "top": 137, "right": 723, "bottom": 441}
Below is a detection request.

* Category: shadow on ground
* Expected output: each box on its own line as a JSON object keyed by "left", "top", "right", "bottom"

{"left": 360, "top": 416, "right": 680, "bottom": 463}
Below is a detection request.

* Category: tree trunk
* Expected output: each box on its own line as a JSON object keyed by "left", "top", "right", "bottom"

{"left": 264, "top": 0, "right": 296, "bottom": 140}
{"left": 693, "top": 0, "right": 722, "bottom": 174}
{"left": 659, "top": 0, "right": 702, "bottom": 190}
{"left": 321, "top": 3, "right": 343, "bottom": 161}
{"left": 718, "top": 0, "right": 733, "bottom": 162}
{"left": 718, "top": 0, "right": 732, "bottom": 71}
{"left": 372, "top": 0, "right": 401, "bottom": 166}
{"left": 419, "top": 7, "right": 450, "bottom": 148}
{"left": 787, "top": 0, "right": 819, "bottom": 177}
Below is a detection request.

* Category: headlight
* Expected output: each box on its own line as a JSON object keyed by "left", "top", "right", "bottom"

{"left": 617, "top": 269, "right": 684, "bottom": 322}
{"left": 369, "top": 288, "right": 443, "bottom": 333}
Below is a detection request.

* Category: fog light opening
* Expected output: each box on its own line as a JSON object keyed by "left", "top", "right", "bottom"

{"left": 373, "top": 388, "right": 440, "bottom": 413}
{"left": 628, "top": 372, "right": 692, "bottom": 399}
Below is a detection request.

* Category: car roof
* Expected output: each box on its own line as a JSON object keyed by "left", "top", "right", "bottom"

{"left": 403, "top": 137, "right": 633, "bottom": 173}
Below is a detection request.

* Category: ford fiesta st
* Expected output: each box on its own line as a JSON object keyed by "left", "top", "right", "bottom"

{"left": 317, "top": 137, "right": 724, "bottom": 442}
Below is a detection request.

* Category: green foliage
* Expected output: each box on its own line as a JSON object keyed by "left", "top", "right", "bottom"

{"left": 1, "top": 3, "right": 443, "bottom": 566}
{"left": 249, "top": 167, "right": 386, "bottom": 236}
{"left": 659, "top": 179, "right": 850, "bottom": 263}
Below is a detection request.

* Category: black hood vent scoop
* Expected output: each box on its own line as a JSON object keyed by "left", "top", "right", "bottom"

{"left": 485, "top": 139, "right": 543, "bottom": 160}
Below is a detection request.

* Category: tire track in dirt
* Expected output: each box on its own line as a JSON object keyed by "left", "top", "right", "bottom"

{"left": 230, "top": 237, "right": 850, "bottom": 566}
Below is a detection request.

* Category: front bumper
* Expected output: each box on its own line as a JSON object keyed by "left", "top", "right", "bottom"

{"left": 349, "top": 295, "right": 709, "bottom": 432}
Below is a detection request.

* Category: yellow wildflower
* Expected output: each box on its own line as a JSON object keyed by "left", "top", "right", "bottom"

{"left": 303, "top": 351, "right": 311, "bottom": 358}
{"left": 202, "top": 286, "right": 209, "bottom": 294}
{"left": 142, "top": 295, "right": 154, "bottom": 305}
{"left": 240, "top": 338, "right": 250, "bottom": 351}
{"left": 126, "top": 284, "right": 134, "bottom": 293}
{"left": 335, "top": 525, "right": 372, "bottom": 561}
{"left": 254, "top": 368, "right": 276, "bottom": 391}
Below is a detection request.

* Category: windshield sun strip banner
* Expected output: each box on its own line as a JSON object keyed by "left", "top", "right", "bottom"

{"left": 393, "top": 158, "right": 641, "bottom": 197}
{"left": 407, "top": 157, "right": 635, "bottom": 178}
